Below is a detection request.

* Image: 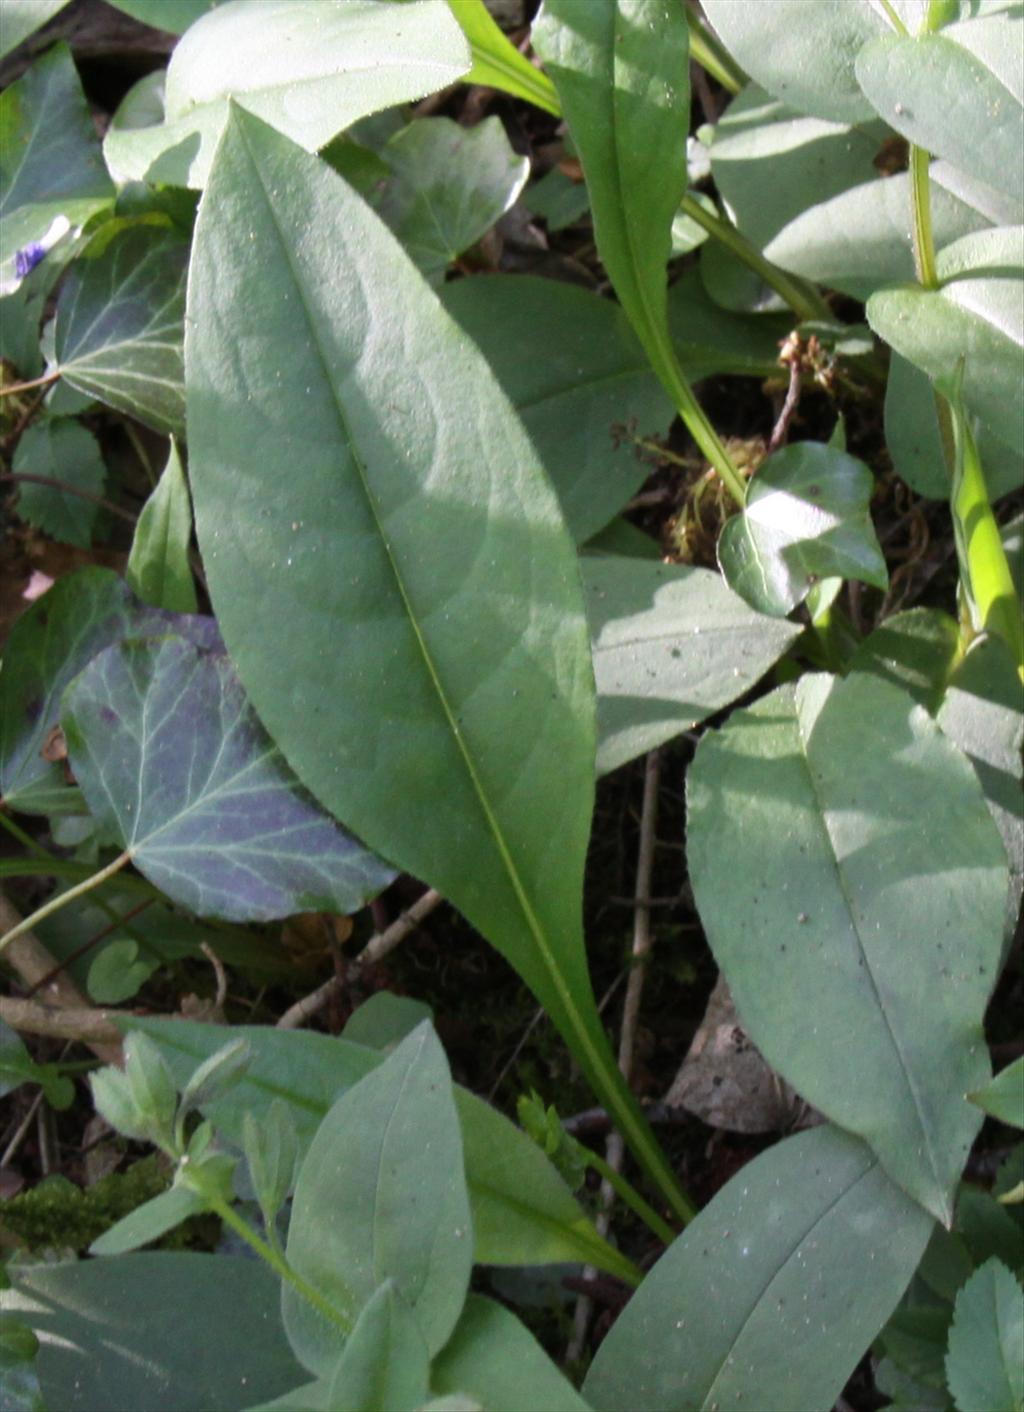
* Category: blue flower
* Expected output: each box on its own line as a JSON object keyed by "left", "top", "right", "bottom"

{"left": 14, "top": 243, "right": 47, "bottom": 278}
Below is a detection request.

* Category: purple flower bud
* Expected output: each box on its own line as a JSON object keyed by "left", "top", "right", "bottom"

{"left": 14, "top": 243, "right": 47, "bottom": 278}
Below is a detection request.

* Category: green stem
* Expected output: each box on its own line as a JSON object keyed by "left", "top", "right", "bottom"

{"left": 909, "top": 147, "right": 939, "bottom": 289}
{"left": 0, "top": 369, "right": 60, "bottom": 400}
{"left": 0, "top": 856, "right": 157, "bottom": 895}
{"left": 190, "top": 1177, "right": 353, "bottom": 1336}
{"left": 877, "top": 0, "right": 911, "bottom": 35}
{"left": 685, "top": 6, "right": 745, "bottom": 94}
{"left": 583, "top": 1144, "right": 679, "bottom": 1246}
{"left": 0, "top": 811, "right": 51, "bottom": 858}
{"left": 679, "top": 195, "right": 833, "bottom": 322}
{"left": 0, "top": 851, "right": 131, "bottom": 954}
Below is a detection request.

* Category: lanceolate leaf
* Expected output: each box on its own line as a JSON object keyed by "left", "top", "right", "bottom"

{"left": 127, "top": 439, "right": 198, "bottom": 613}
{"left": 0, "top": 44, "right": 112, "bottom": 295}
{"left": 449, "top": 0, "right": 560, "bottom": 116}
{"left": 282, "top": 1024, "right": 472, "bottom": 1372}
{"left": 583, "top": 1124, "right": 934, "bottom": 1412}
{"left": 54, "top": 224, "right": 188, "bottom": 437}
{"left": 686, "top": 671, "right": 1007, "bottom": 1222}
{"left": 185, "top": 107, "right": 684, "bottom": 1213}
{"left": 102, "top": 0, "right": 471, "bottom": 189}
{"left": 969, "top": 1059, "right": 1024, "bottom": 1129}
{"left": 322, "top": 1283, "right": 430, "bottom": 1412}
{"left": 62, "top": 636, "right": 395, "bottom": 922}
{"left": 718, "top": 442, "right": 888, "bottom": 618}
{"left": 583, "top": 556, "right": 801, "bottom": 774}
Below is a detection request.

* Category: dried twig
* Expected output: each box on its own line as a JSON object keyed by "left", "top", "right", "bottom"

{"left": 276, "top": 889, "right": 444, "bottom": 1029}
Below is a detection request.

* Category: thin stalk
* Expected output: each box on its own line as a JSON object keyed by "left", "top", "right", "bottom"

{"left": 0, "top": 811, "right": 51, "bottom": 858}
{"left": 877, "top": 0, "right": 911, "bottom": 35}
{"left": 0, "top": 370, "right": 60, "bottom": 399}
{"left": 679, "top": 195, "right": 832, "bottom": 322}
{"left": 0, "top": 851, "right": 131, "bottom": 955}
{"left": 583, "top": 1138, "right": 679, "bottom": 1246}
{"left": 0, "top": 856, "right": 157, "bottom": 896}
{"left": 685, "top": 6, "right": 744, "bottom": 94}
{"left": 909, "top": 147, "right": 939, "bottom": 289}
{"left": 188, "top": 1176, "right": 352, "bottom": 1336}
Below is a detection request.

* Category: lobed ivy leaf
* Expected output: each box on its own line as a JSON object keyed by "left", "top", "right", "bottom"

{"left": 61, "top": 635, "right": 395, "bottom": 922}
{"left": 717, "top": 441, "right": 888, "bottom": 617}
{"left": 583, "top": 556, "right": 801, "bottom": 775}
{"left": 945, "top": 1259, "right": 1024, "bottom": 1412}
{"left": 102, "top": 0, "right": 471, "bottom": 189}
{"left": 127, "top": 438, "right": 198, "bottom": 613}
{"left": 54, "top": 224, "right": 188, "bottom": 437}
{"left": 855, "top": 29, "right": 1023, "bottom": 220}
{"left": 0, "top": 44, "right": 112, "bottom": 296}
{"left": 185, "top": 107, "right": 682, "bottom": 1210}
{"left": 687, "top": 671, "right": 1008, "bottom": 1223}
{"left": 584, "top": 1124, "right": 934, "bottom": 1412}
{"left": 12, "top": 417, "right": 106, "bottom": 548}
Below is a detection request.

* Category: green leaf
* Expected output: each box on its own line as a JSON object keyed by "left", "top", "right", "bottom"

{"left": 62, "top": 635, "right": 395, "bottom": 922}
{"left": 102, "top": 0, "right": 471, "bottom": 189}
{"left": 54, "top": 224, "right": 188, "bottom": 437}
{"left": 103, "top": 0, "right": 226, "bottom": 33}
{"left": 340, "top": 992, "right": 434, "bottom": 1053}
{"left": 0, "top": 43, "right": 112, "bottom": 295}
{"left": 120, "top": 1016, "right": 631, "bottom": 1279}
{"left": 178, "top": 1037, "right": 252, "bottom": 1117}
{"left": 939, "top": 636, "right": 1024, "bottom": 942}
{"left": 583, "top": 556, "right": 801, "bottom": 774}
{"left": 701, "top": 0, "right": 886, "bottom": 122}
{"left": 533, "top": 0, "right": 692, "bottom": 413}
{"left": 242, "top": 1099, "right": 299, "bottom": 1230}
{"left": 583, "top": 1124, "right": 934, "bottom": 1412}
{"left": 431, "top": 1295, "right": 592, "bottom": 1412}
{"left": 0, "top": 1, "right": 70, "bottom": 61}
{"left": 2, "top": 1254, "right": 305, "bottom": 1412}
{"left": 717, "top": 442, "right": 888, "bottom": 617}
{"left": 855, "top": 31, "right": 1023, "bottom": 218}
{"left": 365, "top": 116, "right": 528, "bottom": 283}
{"left": 283, "top": 1024, "right": 472, "bottom": 1372}
{"left": 322, "top": 1283, "right": 431, "bottom": 1412}
{"left": 0, "top": 1017, "right": 34, "bottom": 1100}
{"left": 127, "top": 439, "right": 197, "bottom": 613}
{"left": 848, "top": 607, "right": 962, "bottom": 714}
{"left": 686, "top": 671, "right": 1007, "bottom": 1222}
{"left": 12, "top": 417, "right": 106, "bottom": 548}
{"left": 185, "top": 107, "right": 684, "bottom": 1214}
{"left": 867, "top": 235, "right": 1024, "bottom": 459}
{"left": 448, "top": 0, "right": 560, "bottom": 116}
{"left": 87, "top": 938, "right": 156, "bottom": 1004}
{"left": 946, "top": 1259, "right": 1024, "bottom": 1412}
{"left": 0, "top": 569, "right": 137, "bottom": 814}
{"left": 87, "top": 1182, "right": 208, "bottom": 1256}
{"left": 970, "top": 1059, "right": 1024, "bottom": 1129}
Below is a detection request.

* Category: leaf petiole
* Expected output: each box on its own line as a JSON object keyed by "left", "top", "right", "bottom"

{"left": 0, "top": 850, "right": 132, "bottom": 955}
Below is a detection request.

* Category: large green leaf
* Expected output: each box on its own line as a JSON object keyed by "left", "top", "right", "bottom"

{"left": 12, "top": 417, "right": 106, "bottom": 548}
{"left": 0, "top": 568, "right": 147, "bottom": 815}
{"left": 686, "top": 671, "right": 1007, "bottom": 1222}
{"left": 440, "top": 269, "right": 786, "bottom": 543}
{"left": 53, "top": 224, "right": 187, "bottom": 437}
{"left": 848, "top": 607, "right": 962, "bottom": 714}
{"left": 945, "top": 1259, "right": 1024, "bottom": 1412}
{"left": 583, "top": 556, "right": 800, "bottom": 774}
{"left": 533, "top": 0, "right": 691, "bottom": 419}
{"left": 321, "top": 1283, "right": 430, "bottom": 1412}
{"left": 584, "top": 1124, "right": 934, "bottom": 1411}
{"left": 702, "top": 0, "right": 886, "bottom": 122}
{"left": 867, "top": 229, "right": 1024, "bottom": 458}
{"left": 127, "top": 438, "right": 198, "bottom": 613}
{"left": 1, "top": 1254, "right": 305, "bottom": 1412}
{"left": 62, "top": 635, "right": 394, "bottom": 922}
{"left": 717, "top": 442, "right": 888, "bottom": 617}
{"left": 121, "top": 1015, "right": 634, "bottom": 1280}
{"left": 0, "top": 0, "right": 69, "bottom": 61}
{"left": 282, "top": 1024, "right": 472, "bottom": 1372}
{"left": 185, "top": 108, "right": 683, "bottom": 1212}
{"left": 431, "top": 1295, "right": 591, "bottom": 1412}
{"left": 855, "top": 29, "right": 1023, "bottom": 219}
{"left": 102, "top": 0, "right": 471, "bottom": 189}
{"left": 0, "top": 43, "right": 112, "bottom": 295}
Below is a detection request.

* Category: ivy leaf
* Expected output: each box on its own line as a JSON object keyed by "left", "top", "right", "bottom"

{"left": 54, "top": 224, "right": 188, "bottom": 437}
{"left": 687, "top": 671, "right": 1007, "bottom": 1223}
{"left": 127, "top": 439, "right": 197, "bottom": 612}
{"left": 61, "top": 635, "right": 395, "bottom": 922}
{"left": 102, "top": 0, "right": 471, "bottom": 189}
{"left": 718, "top": 442, "right": 888, "bottom": 617}
{"left": 12, "top": 418, "right": 106, "bottom": 548}
{"left": 186, "top": 106, "right": 684, "bottom": 1211}
{"left": 945, "top": 1259, "right": 1024, "bottom": 1412}
{"left": 0, "top": 43, "right": 112, "bottom": 295}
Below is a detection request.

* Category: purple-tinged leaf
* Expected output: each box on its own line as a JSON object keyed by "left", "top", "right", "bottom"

{"left": 61, "top": 635, "right": 394, "bottom": 921}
